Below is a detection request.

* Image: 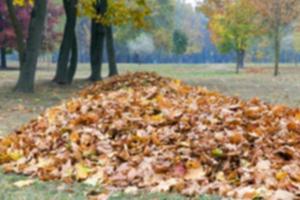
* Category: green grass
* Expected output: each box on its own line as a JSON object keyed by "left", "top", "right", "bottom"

{"left": 0, "top": 171, "right": 93, "bottom": 200}
{"left": 0, "top": 170, "right": 221, "bottom": 200}
{"left": 1, "top": 62, "right": 300, "bottom": 199}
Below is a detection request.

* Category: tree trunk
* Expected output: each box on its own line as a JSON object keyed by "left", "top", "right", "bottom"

{"left": 89, "top": 20, "right": 105, "bottom": 81}
{"left": 0, "top": 48, "right": 7, "bottom": 69}
{"left": 5, "top": 0, "right": 26, "bottom": 66}
{"left": 295, "top": 52, "right": 298, "bottom": 67}
{"left": 67, "top": 36, "right": 78, "bottom": 83}
{"left": 14, "top": 0, "right": 47, "bottom": 93}
{"left": 274, "top": 0, "right": 280, "bottom": 77}
{"left": 274, "top": 30, "right": 280, "bottom": 76}
{"left": 89, "top": 0, "right": 108, "bottom": 81}
{"left": 106, "top": 25, "right": 118, "bottom": 77}
{"left": 236, "top": 49, "right": 245, "bottom": 74}
{"left": 53, "top": 0, "right": 77, "bottom": 84}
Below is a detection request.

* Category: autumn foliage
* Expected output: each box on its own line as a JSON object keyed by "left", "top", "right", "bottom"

{"left": 200, "top": 0, "right": 261, "bottom": 72}
{"left": 0, "top": 72, "right": 300, "bottom": 198}
{"left": 77, "top": 0, "right": 151, "bottom": 27}
{"left": 0, "top": 1, "right": 62, "bottom": 51}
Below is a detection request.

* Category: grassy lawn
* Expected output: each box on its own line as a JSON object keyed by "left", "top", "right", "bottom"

{"left": 0, "top": 62, "right": 299, "bottom": 199}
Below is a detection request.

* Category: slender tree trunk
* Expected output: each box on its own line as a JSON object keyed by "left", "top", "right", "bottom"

{"left": 14, "top": 0, "right": 47, "bottom": 93}
{"left": 295, "top": 52, "right": 298, "bottom": 67}
{"left": 67, "top": 36, "right": 78, "bottom": 83}
{"left": 274, "top": 0, "right": 280, "bottom": 76}
{"left": 0, "top": 13, "right": 5, "bottom": 69}
{"left": 53, "top": 0, "right": 77, "bottom": 84}
{"left": 236, "top": 49, "right": 245, "bottom": 74}
{"left": 106, "top": 25, "right": 118, "bottom": 77}
{"left": 90, "top": 20, "right": 105, "bottom": 81}
{"left": 0, "top": 48, "right": 7, "bottom": 69}
{"left": 5, "top": 0, "right": 26, "bottom": 66}
{"left": 236, "top": 51, "right": 240, "bottom": 74}
{"left": 239, "top": 50, "right": 245, "bottom": 69}
{"left": 274, "top": 30, "right": 280, "bottom": 76}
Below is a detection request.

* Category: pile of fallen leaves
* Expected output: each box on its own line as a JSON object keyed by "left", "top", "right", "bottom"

{"left": 1, "top": 72, "right": 300, "bottom": 199}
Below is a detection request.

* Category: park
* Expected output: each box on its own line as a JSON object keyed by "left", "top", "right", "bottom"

{"left": 1, "top": 0, "right": 300, "bottom": 199}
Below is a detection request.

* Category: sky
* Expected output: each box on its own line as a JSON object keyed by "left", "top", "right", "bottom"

{"left": 184, "top": 0, "right": 199, "bottom": 7}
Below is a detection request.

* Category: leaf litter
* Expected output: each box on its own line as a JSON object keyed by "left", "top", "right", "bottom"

{"left": 0, "top": 72, "right": 300, "bottom": 199}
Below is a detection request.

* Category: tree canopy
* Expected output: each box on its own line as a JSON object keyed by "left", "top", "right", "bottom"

{"left": 172, "top": 29, "right": 188, "bottom": 55}
{"left": 201, "top": 0, "right": 262, "bottom": 52}
{"left": 200, "top": 0, "right": 261, "bottom": 71}
{"left": 77, "top": 0, "right": 151, "bottom": 27}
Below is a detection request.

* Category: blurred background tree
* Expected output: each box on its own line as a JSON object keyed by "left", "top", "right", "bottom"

{"left": 1, "top": 0, "right": 300, "bottom": 92}
{"left": 172, "top": 29, "right": 188, "bottom": 57}
{"left": 251, "top": 0, "right": 300, "bottom": 76}
{"left": 200, "top": 0, "right": 262, "bottom": 73}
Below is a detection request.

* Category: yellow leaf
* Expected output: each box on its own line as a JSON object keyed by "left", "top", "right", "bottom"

{"left": 275, "top": 171, "right": 288, "bottom": 181}
{"left": 70, "top": 131, "right": 80, "bottom": 143}
{"left": 83, "top": 168, "right": 104, "bottom": 186}
{"left": 150, "top": 132, "right": 160, "bottom": 145}
{"left": 36, "top": 158, "right": 54, "bottom": 168}
{"left": 173, "top": 79, "right": 181, "bottom": 86}
{"left": 75, "top": 163, "right": 92, "bottom": 180}
{"left": 8, "top": 150, "right": 23, "bottom": 161}
{"left": 185, "top": 160, "right": 200, "bottom": 169}
{"left": 150, "top": 114, "right": 164, "bottom": 122}
{"left": 47, "top": 108, "right": 61, "bottom": 124}
{"left": 0, "top": 153, "right": 11, "bottom": 164}
{"left": 13, "top": 179, "right": 35, "bottom": 188}
{"left": 66, "top": 101, "right": 81, "bottom": 112}
{"left": 295, "top": 113, "right": 300, "bottom": 121}
{"left": 212, "top": 148, "right": 224, "bottom": 158}
{"left": 216, "top": 171, "right": 226, "bottom": 182}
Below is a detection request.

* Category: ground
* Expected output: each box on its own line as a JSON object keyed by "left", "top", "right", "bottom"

{"left": 0, "top": 62, "right": 299, "bottom": 199}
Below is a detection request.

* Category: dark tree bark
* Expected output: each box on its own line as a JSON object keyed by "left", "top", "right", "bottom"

{"left": 53, "top": 0, "right": 78, "bottom": 84}
{"left": 89, "top": 0, "right": 107, "bottom": 81}
{"left": 67, "top": 36, "right": 78, "bottom": 83}
{"left": 0, "top": 13, "right": 6, "bottom": 69}
{"left": 236, "top": 49, "right": 245, "bottom": 74}
{"left": 106, "top": 25, "right": 118, "bottom": 77}
{"left": 89, "top": 0, "right": 119, "bottom": 80}
{"left": 14, "top": 0, "right": 47, "bottom": 93}
{"left": 0, "top": 48, "right": 7, "bottom": 69}
{"left": 5, "top": 0, "right": 25, "bottom": 65}
{"left": 90, "top": 20, "right": 105, "bottom": 81}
